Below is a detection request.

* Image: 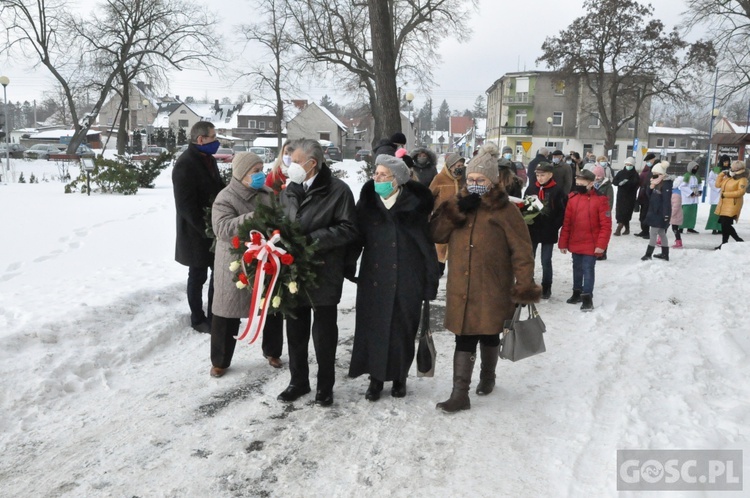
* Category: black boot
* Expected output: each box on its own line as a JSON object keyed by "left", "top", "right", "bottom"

{"left": 436, "top": 351, "right": 475, "bottom": 413}
{"left": 580, "top": 293, "right": 594, "bottom": 311}
{"left": 654, "top": 246, "right": 669, "bottom": 261}
{"left": 623, "top": 222, "right": 630, "bottom": 235}
{"left": 438, "top": 261, "right": 446, "bottom": 277}
{"left": 541, "top": 283, "right": 551, "bottom": 299}
{"left": 391, "top": 379, "right": 407, "bottom": 398}
{"left": 566, "top": 290, "right": 582, "bottom": 304}
{"left": 365, "top": 378, "right": 383, "bottom": 401}
{"left": 476, "top": 344, "right": 499, "bottom": 395}
{"left": 614, "top": 223, "right": 623, "bottom": 236}
{"left": 641, "top": 245, "right": 655, "bottom": 261}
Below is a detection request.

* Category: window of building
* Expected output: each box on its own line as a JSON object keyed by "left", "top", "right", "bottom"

{"left": 259, "top": 121, "right": 266, "bottom": 130}
{"left": 515, "top": 77, "right": 530, "bottom": 93}
{"left": 319, "top": 132, "right": 330, "bottom": 141}
{"left": 178, "top": 119, "right": 189, "bottom": 128}
{"left": 611, "top": 146, "right": 619, "bottom": 161}
{"left": 583, "top": 143, "right": 593, "bottom": 155}
{"left": 680, "top": 138, "right": 688, "bottom": 148}
{"left": 552, "top": 111, "right": 563, "bottom": 126}
{"left": 588, "top": 113, "right": 600, "bottom": 128}
{"left": 249, "top": 120, "right": 256, "bottom": 129}
{"left": 656, "top": 138, "right": 664, "bottom": 147}
{"left": 553, "top": 80, "right": 565, "bottom": 95}
{"left": 514, "top": 110, "right": 527, "bottom": 128}
{"left": 268, "top": 121, "right": 274, "bottom": 130}
{"left": 180, "top": 110, "right": 187, "bottom": 114}
{"left": 626, "top": 145, "right": 634, "bottom": 157}
{"left": 667, "top": 138, "right": 675, "bottom": 147}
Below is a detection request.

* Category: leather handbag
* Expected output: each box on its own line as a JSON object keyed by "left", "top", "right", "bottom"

{"left": 416, "top": 301, "right": 436, "bottom": 377}
{"left": 499, "top": 304, "right": 546, "bottom": 361}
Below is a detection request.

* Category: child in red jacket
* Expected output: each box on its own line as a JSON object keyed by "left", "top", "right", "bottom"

{"left": 558, "top": 169, "right": 612, "bottom": 311}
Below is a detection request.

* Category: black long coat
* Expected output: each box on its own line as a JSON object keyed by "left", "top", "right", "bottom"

{"left": 348, "top": 180, "right": 439, "bottom": 382}
{"left": 280, "top": 163, "right": 358, "bottom": 306}
{"left": 613, "top": 168, "right": 640, "bottom": 223}
{"left": 645, "top": 179, "right": 673, "bottom": 229}
{"left": 524, "top": 180, "right": 567, "bottom": 245}
{"left": 172, "top": 144, "right": 225, "bottom": 267}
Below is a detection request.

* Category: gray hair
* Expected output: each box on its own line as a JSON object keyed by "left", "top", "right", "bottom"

{"left": 539, "top": 147, "right": 549, "bottom": 156}
{"left": 190, "top": 121, "right": 215, "bottom": 142}
{"left": 288, "top": 139, "right": 325, "bottom": 170}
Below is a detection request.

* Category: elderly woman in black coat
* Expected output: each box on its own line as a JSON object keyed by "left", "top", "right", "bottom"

{"left": 612, "top": 156, "right": 640, "bottom": 236}
{"left": 348, "top": 154, "right": 440, "bottom": 401}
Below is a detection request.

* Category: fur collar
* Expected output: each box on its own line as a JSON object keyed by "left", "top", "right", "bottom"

{"left": 360, "top": 179, "right": 434, "bottom": 214}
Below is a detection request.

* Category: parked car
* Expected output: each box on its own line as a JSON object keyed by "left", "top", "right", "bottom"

{"left": 214, "top": 147, "right": 235, "bottom": 163}
{"left": 354, "top": 149, "right": 372, "bottom": 163}
{"left": 0, "top": 143, "right": 27, "bottom": 158}
{"left": 76, "top": 144, "right": 96, "bottom": 158}
{"left": 249, "top": 146, "right": 274, "bottom": 163}
{"left": 24, "top": 144, "right": 63, "bottom": 160}
{"left": 233, "top": 145, "right": 247, "bottom": 152}
{"left": 325, "top": 145, "right": 342, "bottom": 162}
{"left": 144, "top": 146, "right": 169, "bottom": 156}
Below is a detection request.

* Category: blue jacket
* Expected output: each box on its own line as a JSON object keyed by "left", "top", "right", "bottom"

{"left": 645, "top": 178, "right": 673, "bottom": 229}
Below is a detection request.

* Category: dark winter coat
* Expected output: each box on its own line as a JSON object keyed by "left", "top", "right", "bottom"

{"left": 279, "top": 163, "right": 358, "bottom": 306}
{"left": 211, "top": 179, "right": 274, "bottom": 318}
{"left": 524, "top": 179, "right": 567, "bottom": 245}
{"left": 526, "top": 152, "right": 548, "bottom": 185}
{"left": 348, "top": 181, "right": 440, "bottom": 382}
{"left": 594, "top": 178, "right": 614, "bottom": 209}
{"left": 645, "top": 178, "right": 673, "bottom": 229}
{"left": 558, "top": 189, "right": 612, "bottom": 256}
{"left": 613, "top": 167, "right": 640, "bottom": 223}
{"left": 431, "top": 186, "right": 541, "bottom": 336}
{"left": 409, "top": 147, "right": 438, "bottom": 187}
{"left": 636, "top": 164, "right": 653, "bottom": 206}
{"left": 551, "top": 161, "right": 573, "bottom": 195}
{"left": 172, "top": 144, "right": 226, "bottom": 267}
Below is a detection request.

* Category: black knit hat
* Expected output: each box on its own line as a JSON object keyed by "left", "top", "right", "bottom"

{"left": 389, "top": 132, "right": 407, "bottom": 146}
{"left": 644, "top": 152, "right": 657, "bottom": 162}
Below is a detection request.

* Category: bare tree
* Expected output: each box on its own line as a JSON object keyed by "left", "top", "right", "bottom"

{"left": 538, "top": 0, "right": 715, "bottom": 153}
{"left": 284, "top": 0, "right": 476, "bottom": 144}
{"left": 239, "top": 0, "right": 300, "bottom": 151}
{"left": 685, "top": 0, "right": 750, "bottom": 97}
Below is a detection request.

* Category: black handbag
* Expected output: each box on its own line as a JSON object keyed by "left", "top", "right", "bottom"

{"left": 416, "top": 301, "right": 436, "bottom": 377}
{"left": 499, "top": 304, "right": 546, "bottom": 361}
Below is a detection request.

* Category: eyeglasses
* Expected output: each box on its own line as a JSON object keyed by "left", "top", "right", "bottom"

{"left": 373, "top": 173, "right": 394, "bottom": 181}
{"left": 466, "top": 178, "right": 488, "bottom": 186}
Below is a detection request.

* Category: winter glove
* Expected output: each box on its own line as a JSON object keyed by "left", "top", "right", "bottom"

{"left": 457, "top": 193, "right": 482, "bottom": 213}
{"left": 618, "top": 179, "right": 628, "bottom": 186}
{"left": 344, "top": 264, "right": 358, "bottom": 283}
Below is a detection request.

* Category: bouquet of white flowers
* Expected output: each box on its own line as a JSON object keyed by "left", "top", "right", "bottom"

{"left": 509, "top": 195, "right": 545, "bottom": 224}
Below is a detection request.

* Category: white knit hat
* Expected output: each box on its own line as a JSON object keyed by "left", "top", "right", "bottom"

{"left": 652, "top": 160, "right": 669, "bottom": 176}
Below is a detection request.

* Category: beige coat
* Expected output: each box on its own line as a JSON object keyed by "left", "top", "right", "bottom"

{"left": 430, "top": 186, "right": 541, "bottom": 335}
{"left": 429, "top": 165, "right": 464, "bottom": 262}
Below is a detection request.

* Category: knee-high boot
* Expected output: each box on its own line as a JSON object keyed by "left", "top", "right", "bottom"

{"left": 436, "top": 350, "right": 476, "bottom": 413}
{"left": 476, "top": 344, "right": 499, "bottom": 395}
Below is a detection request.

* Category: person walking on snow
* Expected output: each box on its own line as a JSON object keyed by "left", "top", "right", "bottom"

{"left": 558, "top": 169, "right": 611, "bottom": 311}
{"left": 634, "top": 153, "right": 657, "bottom": 238}
{"left": 714, "top": 160, "right": 748, "bottom": 250}
{"left": 641, "top": 161, "right": 673, "bottom": 261}
{"left": 705, "top": 155, "right": 731, "bottom": 234}
{"left": 612, "top": 156, "right": 640, "bottom": 236}
{"left": 430, "top": 148, "right": 540, "bottom": 413}
{"left": 670, "top": 175, "right": 684, "bottom": 249}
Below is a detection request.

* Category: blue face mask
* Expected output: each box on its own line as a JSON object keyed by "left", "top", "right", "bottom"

{"left": 467, "top": 184, "right": 490, "bottom": 196}
{"left": 195, "top": 140, "right": 220, "bottom": 155}
{"left": 625, "top": 165, "right": 634, "bottom": 170}
{"left": 374, "top": 180, "right": 395, "bottom": 198}
{"left": 250, "top": 172, "right": 266, "bottom": 189}
{"left": 504, "top": 153, "right": 512, "bottom": 160}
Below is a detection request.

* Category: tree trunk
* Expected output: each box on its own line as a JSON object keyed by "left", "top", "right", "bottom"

{"left": 368, "top": 0, "right": 400, "bottom": 145}
{"left": 117, "top": 79, "right": 130, "bottom": 155}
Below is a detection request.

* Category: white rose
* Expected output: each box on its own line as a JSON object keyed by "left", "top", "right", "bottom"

{"left": 287, "top": 282, "right": 298, "bottom": 294}
{"left": 236, "top": 280, "right": 247, "bottom": 289}
{"left": 229, "top": 260, "right": 241, "bottom": 272}
{"left": 272, "top": 296, "right": 282, "bottom": 308}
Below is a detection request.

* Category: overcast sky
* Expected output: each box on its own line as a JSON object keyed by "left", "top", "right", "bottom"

{"left": 1, "top": 0, "right": 693, "bottom": 113}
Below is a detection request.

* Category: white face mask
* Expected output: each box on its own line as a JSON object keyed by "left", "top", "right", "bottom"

{"left": 504, "top": 153, "right": 512, "bottom": 160}
{"left": 287, "top": 159, "right": 312, "bottom": 184}
{"left": 282, "top": 154, "right": 292, "bottom": 167}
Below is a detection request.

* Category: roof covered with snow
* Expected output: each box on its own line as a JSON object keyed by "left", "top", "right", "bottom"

{"left": 30, "top": 129, "right": 101, "bottom": 139}
{"left": 648, "top": 126, "right": 707, "bottom": 136}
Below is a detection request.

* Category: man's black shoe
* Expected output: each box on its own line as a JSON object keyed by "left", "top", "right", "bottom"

{"left": 687, "top": 228, "right": 699, "bottom": 234}
{"left": 391, "top": 380, "right": 407, "bottom": 398}
{"left": 365, "top": 379, "right": 383, "bottom": 401}
{"left": 191, "top": 320, "right": 211, "bottom": 334}
{"left": 277, "top": 384, "right": 311, "bottom": 402}
{"left": 315, "top": 390, "right": 334, "bottom": 407}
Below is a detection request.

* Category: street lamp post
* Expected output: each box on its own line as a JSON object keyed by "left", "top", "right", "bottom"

{"left": 0, "top": 76, "right": 9, "bottom": 185}
{"left": 405, "top": 92, "right": 414, "bottom": 148}
{"left": 546, "top": 116, "right": 553, "bottom": 147}
{"left": 142, "top": 99, "right": 150, "bottom": 151}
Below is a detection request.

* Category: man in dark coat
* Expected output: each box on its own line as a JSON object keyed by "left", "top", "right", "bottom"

{"left": 277, "top": 138, "right": 358, "bottom": 407}
{"left": 348, "top": 155, "right": 439, "bottom": 400}
{"left": 172, "top": 121, "right": 225, "bottom": 332}
{"left": 634, "top": 152, "right": 657, "bottom": 238}
{"left": 524, "top": 162, "right": 567, "bottom": 299}
{"left": 612, "top": 156, "right": 640, "bottom": 235}
{"left": 409, "top": 146, "right": 438, "bottom": 187}
{"left": 527, "top": 147, "right": 549, "bottom": 186}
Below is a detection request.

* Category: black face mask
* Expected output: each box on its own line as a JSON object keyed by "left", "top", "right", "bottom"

{"left": 573, "top": 184, "right": 588, "bottom": 194}
{"left": 453, "top": 167, "right": 465, "bottom": 176}
{"left": 691, "top": 168, "right": 698, "bottom": 174}
{"left": 652, "top": 174, "right": 660, "bottom": 179}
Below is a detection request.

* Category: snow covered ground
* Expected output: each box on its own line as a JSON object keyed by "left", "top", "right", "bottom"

{"left": 1, "top": 156, "right": 749, "bottom": 497}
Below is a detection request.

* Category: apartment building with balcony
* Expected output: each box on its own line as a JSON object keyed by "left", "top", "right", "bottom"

{"left": 486, "top": 71, "right": 650, "bottom": 166}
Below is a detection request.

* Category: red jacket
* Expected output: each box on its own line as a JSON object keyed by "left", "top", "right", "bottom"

{"left": 265, "top": 168, "right": 287, "bottom": 194}
{"left": 558, "top": 190, "right": 612, "bottom": 256}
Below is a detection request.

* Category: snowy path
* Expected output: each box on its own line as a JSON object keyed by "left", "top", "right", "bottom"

{"left": 1, "top": 160, "right": 748, "bottom": 496}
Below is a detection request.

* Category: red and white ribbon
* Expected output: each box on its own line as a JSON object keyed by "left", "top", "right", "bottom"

{"left": 236, "top": 230, "right": 287, "bottom": 344}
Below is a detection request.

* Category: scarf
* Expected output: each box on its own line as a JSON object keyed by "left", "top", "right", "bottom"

{"left": 535, "top": 178, "right": 557, "bottom": 201}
